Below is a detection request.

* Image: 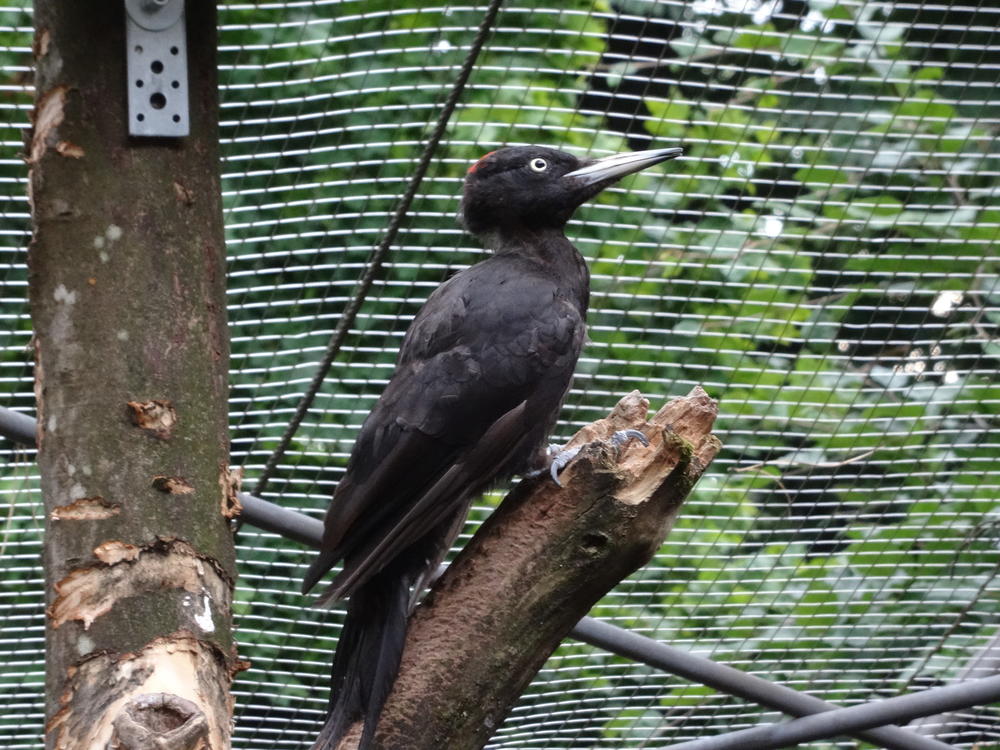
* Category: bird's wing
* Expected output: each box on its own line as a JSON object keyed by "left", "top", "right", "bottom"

{"left": 313, "top": 398, "right": 528, "bottom": 605}
{"left": 303, "top": 257, "right": 585, "bottom": 599}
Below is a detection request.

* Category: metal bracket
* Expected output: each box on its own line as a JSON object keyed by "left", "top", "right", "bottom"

{"left": 125, "top": 0, "right": 189, "bottom": 137}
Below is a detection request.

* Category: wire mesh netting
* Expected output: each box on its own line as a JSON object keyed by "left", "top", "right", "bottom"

{"left": 1, "top": 1, "right": 999, "bottom": 748}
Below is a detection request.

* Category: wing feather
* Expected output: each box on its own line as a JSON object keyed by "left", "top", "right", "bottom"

{"left": 303, "top": 254, "right": 585, "bottom": 600}
{"left": 314, "top": 400, "right": 529, "bottom": 604}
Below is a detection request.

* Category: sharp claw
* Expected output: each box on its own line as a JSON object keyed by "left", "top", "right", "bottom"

{"left": 524, "top": 443, "right": 572, "bottom": 482}
{"left": 547, "top": 446, "right": 580, "bottom": 487}
{"left": 611, "top": 428, "right": 649, "bottom": 449}
{"left": 532, "top": 433, "right": 644, "bottom": 488}
{"left": 550, "top": 461, "right": 563, "bottom": 487}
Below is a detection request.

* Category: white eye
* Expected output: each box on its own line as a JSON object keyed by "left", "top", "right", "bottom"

{"left": 529, "top": 158, "right": 548, "bottom": 173}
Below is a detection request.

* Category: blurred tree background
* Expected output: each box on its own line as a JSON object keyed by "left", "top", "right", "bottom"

{"left": 0, "top": 0, "right": 997, "bottom": 747}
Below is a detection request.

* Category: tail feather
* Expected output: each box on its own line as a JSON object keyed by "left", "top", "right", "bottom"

{"left": 311, "top": 570, "right": 410, "bottom": 750}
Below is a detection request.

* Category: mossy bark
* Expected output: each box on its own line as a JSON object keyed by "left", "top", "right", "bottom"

{"left": 28, "top": 4, "right": 236, "bottom": 748}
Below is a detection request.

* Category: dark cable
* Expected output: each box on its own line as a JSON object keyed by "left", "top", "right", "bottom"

{"left": 252, "top": 0, "right": 506, "bottom": 497}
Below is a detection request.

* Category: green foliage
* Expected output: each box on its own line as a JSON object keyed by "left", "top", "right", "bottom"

{"left": 0, "top": 0, "right": 998, "bottom": 747}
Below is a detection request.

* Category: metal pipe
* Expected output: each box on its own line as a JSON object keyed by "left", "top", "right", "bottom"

{"left": 0, "top": 407, "right": 964, "bottom": 749}
{"left": 664, "top": 675, "right": 1000, "bottom": 750}
{"left": 910, "top": 627, "right": 1000, "bottom": 738}
{"left": 573, "top": 617, "right": 954, "bottom": 750}
{"left": 237, "top": 491, "right": 324, "bottom": 548}
{"left": 0, "top": 407, "right": 36, "bottom": 445}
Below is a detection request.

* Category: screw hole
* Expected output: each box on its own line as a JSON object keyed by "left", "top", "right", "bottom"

{"left": 170, "top": 46, "right": 179, "bottom": 55}
{"left": 151, "top": 60, "right": 164, "bottom": 74}
{"left": 137, "top": 113, "right": 145, "bottom": 122}
{"left": 172, "top": 114, "right": 180, "bottom": 123}
{"left": 134, "top": 45, "right": 143, "bottom": 54}
{"left": 136, "top": 80, "right": 144, "bottom": 88}
{"left": 149, "top": 92, "right": 167, "bottom": 110}
{"left": 171, "top": 80, "right": 179, "bottom": 89}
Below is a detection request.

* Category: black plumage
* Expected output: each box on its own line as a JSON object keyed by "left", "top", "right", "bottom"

{"left": 303, "top": 144, "right": 682, "bottom": 750}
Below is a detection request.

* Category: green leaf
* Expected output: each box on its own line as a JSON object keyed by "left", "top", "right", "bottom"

{"left": 795, "top": 165, "right": 853, "bottom": 188}
{"left": 644, "top": 98, "right": 691, "bottom": 139}
{"left": 893, "top": 91, "right": 957, "bottom": 134}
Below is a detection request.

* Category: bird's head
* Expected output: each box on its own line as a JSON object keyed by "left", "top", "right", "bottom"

{"left": 459, "top": 145, "right": 682, "bottom": 238}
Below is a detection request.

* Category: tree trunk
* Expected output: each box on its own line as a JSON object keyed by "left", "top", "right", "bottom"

{"left": 364, "top": 388, "right": 720, "bottom": 750}
{"left": 28, "top": 4, "right": 237, "bottom": 749}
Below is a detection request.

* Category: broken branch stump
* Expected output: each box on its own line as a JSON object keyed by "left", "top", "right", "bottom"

{"left": 366, "top": 387, "right": 720, "bottom": 749}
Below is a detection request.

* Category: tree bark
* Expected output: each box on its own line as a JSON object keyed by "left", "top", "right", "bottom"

{"left": 365, "top": 388, "right": 720, "bottom": 750}
{"left": 28, "top": 4, "right": 237, "bottom": 749}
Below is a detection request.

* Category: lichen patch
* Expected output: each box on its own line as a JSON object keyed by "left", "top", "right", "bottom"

{"left": 53, "top": 283, "right": 77, "bottom": 304}
{"left": 127, "top": 400, "right": 177, "bottom": 440}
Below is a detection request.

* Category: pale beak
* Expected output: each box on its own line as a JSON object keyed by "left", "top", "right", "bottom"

{"left": 563, "top": 147, "right": 683, "bottom": 186}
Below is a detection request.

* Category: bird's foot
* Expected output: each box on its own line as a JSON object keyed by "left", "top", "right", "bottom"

{"left": 526, "top": 429, "right": 649, "bottom": 488}
{"left": 547, "top": 445, "right": 580, "bottom": 487}
{"left": 523, "top": 444, "right": 580, "bottom": 487}
{"left": 610, "top": 428, "right": 649, "bottom": 450}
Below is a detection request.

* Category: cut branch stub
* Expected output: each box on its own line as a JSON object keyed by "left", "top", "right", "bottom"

{"left": 110, "top": 693, "right": 208, "bottom": 750}
{"left": 47, "top": 635, "right": 226, "bottom": 750}
{"left": 370, "top": 387, "right": 720, "bottom": 750}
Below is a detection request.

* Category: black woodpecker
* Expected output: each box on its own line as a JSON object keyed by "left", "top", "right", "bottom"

{"left": 303, "top": 144, "right": 682, "bottom": 750}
